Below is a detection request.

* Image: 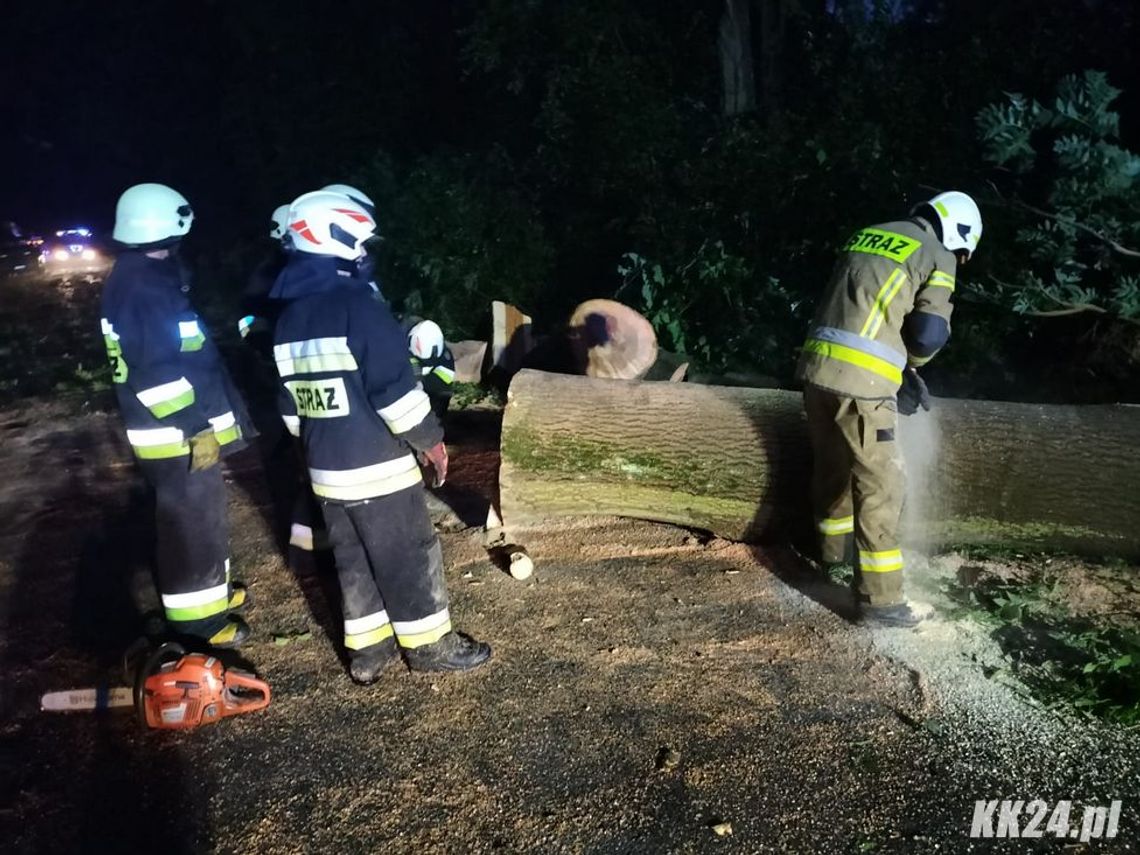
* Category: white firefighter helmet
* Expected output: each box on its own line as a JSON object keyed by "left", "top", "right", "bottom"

{"left": 321, "top": 183, "right": 376, "bottom": 218}
{"left": 269, "top": 204, "right": 291, "bottom": 240}
{"left": 113, "top": 183, "right": 194, "bottom": 246}
{"left": 918, "top": 191, "right": 982, "bottom": 259}
{"left": 408, "top": 319, "right": 445, "bottom": 361}
{"left": 286, "top": 191, "right": 376, "bottom": 261}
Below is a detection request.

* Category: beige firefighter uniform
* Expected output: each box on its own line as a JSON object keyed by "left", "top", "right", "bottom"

{"left": 796, "top": 218, "right": 956, "bottom": 606}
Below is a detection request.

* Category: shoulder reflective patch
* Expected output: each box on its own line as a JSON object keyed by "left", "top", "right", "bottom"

{"left": 843, "top": 228, "right": 921, "bottom": 263}
{"left": 285, "top": 377, "right": 350, "bottom": 418}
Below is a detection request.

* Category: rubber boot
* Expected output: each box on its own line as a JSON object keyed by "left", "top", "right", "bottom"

{"left": 861, "top": 602, "right": 927, "bottom": 629}
{"left": 228, "top": 583, "right": 251, "bottom": 613}
{"left": 403, "top": 631, "right": 491, "bottom": 673}
{"left": 349, "top": 637, "right": 399, "bottom": 685}
{"left": 207, "top": 616, "right": 251, "bottom": 649}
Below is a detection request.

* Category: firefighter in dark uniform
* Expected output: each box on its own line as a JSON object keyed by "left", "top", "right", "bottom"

{"left": 796, "top": 191, "right": 983, "bottom": 627}
{"left": 406, "top": 319, "right": 456, "bottom": 418}
{"left": 101, "top": 183, "right": 253, "bottom": 647}
{"left": 270, "top": 190, "right": 491, "bottom": 683}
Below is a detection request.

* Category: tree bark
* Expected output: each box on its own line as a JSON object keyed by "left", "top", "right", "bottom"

{"left": 718, "top": 0, "right": 756, "bottom": 116}
{"left": 499, "top": 370, "right": 1140, "bottom": 557}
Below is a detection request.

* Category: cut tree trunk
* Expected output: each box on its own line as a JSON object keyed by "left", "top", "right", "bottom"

{"left": 499, "top": 370, "right": 1140, "bottom": 557}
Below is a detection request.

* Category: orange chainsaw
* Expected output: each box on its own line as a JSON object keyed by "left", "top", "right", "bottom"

{"left": 40, "top": 642, "right": 270, "bottom": 730}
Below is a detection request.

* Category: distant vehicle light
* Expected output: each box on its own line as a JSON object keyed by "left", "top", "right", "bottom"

{"left": 53, "top": 248, "right": 70, "bottom": 262}
{"left": 82, "top": 249, "right": 98, "bottom": 261}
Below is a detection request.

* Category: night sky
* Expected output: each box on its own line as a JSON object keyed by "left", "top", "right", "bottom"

{"left": 0, "top": 1, "right": 462, "bottom": 238}
{"left": 3, "top": 0, "right": 1139, "bottom": 243}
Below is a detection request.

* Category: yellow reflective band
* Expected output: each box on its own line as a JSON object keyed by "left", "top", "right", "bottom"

{"left": 926, "top": 270, "right": 956, "bottom": 290}
{"left": 843, "top": 227, "right": 921, "bottom": 263}
{"left": 309, "top": 456, "right": 423, "bottom": 501}
{"left": 345, "top": 623, "right": 394, "bottom": 651}
{"left": 859, "top": 549, "right": 904, "bottom": 573}
{"left": 133, "top": 441, "right": 190, "bottom": 459}
{"left": 378, "top": 387, "right": 432, "bottom": 434}
{"left": 277, "top": 354, "right": 358, "bottom": 376}
{"left": 179, "top": 320, "right": 207, "bottom": 353}
{"left": 908, "top": 352, "right": 935, "bottom": 368}
{"left": 394, "top": 619, "right": 452, "bottom": 649}
{"left": 208, "top": 622, "right": 243, "bottom": 645}
{"left": 275, "top": 337, "right": 358, "bottom": 377}
{"left": 432, "top": 365, "right": 455, "bottom": 385}
{"left": 860, "top": 269, "right": 907, "bottom": 338}
{"left": 393, "top": 609, "right": 452, "bottom": 649}
{"left": 818, "top": 516, "right": 855, "bottom": 536}
{"left": 933, "top": 201, "right": 950, "bottom": 218}
{"left": 214, "top": 424, "right": 242, "bottom": 446}
{"left": 164, "top": 594, "right": 230, "bottom": 623}
{"left": 802, "top": 338, "right": 903, "bottom": 385}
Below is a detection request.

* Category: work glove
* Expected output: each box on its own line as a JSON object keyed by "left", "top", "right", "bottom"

{"left": 188, "top": 428, "right": 221, "bottom": 472}
{"left": 897, "top": 368, "right": 932, "bottom": 416}
{"left": 418, "top": 441, "right": 448, "bottom": 488}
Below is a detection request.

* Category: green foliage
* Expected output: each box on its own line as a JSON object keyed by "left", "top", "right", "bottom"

{"left": 0, "top": 275, "right": 110, "bottom": 404}
{"left": 976, "top": 71, "right": 1140, "bottom": 321}
{"left": 364, "top": 149, "right": 553, "bottom": 340}
{"left": 946, "top": 569, "right": 1140, "bottom": 723}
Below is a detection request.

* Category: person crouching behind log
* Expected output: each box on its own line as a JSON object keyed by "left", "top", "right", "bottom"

{"left": 795, "top": 192, "right": 983, "bottom": 628}
{"left": 406, "top": 319, "right": 456, "bottom": 418}
{"left": 269, "top": 191, "right": 491, "bottom": 682}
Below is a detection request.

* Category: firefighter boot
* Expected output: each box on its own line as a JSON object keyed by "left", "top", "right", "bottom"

{"left": 404, "top": 631, "right": 491, "bottom": 673}
{"left": 861, "top": 602, "right": 928, "bottom": 629}
{"left": 349, "top": 637, "right": 399, "bottom": 685}
{"left": 228, "top": 583, "right": 251, "bottom": 614}
{"left": 207, "top": 616, "right": 252, "bottom": 649}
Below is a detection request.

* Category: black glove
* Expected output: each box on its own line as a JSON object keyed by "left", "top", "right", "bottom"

{"left": 897, "top": 368, "right": 932, "bottom": 416}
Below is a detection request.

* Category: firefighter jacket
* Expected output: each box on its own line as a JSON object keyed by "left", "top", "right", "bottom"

{"left": 796, "top": 217, "right": 957, "bottom": 400}
{"left": 101, "top": 251, "right": 248, "bottom": 460}
{"left": 270, "top": 254, "right": 443, "bottom": 502}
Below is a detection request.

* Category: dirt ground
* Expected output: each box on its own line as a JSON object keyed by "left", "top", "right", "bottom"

{"left": 0, "top": 390, "right": 1138, "bottom": 854}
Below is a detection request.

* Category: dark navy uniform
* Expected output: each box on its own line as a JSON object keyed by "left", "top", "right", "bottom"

{"left": 270, "top": 254, "right": 451, "bottom": 659}
{"left": 101, "top": 250, "right": 250, "bottom": 636}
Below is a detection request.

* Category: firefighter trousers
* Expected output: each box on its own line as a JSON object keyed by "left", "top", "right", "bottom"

{"left": 803, "top": 384, "right": 906, "bottom": 606}
{"left": 137, "top": 457, "right": 233, "bottom": 637}
{"left": 319, "top": 485, "right": 451, "bottom": 659}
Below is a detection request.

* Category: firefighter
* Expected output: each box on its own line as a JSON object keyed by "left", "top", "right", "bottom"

{"left": 270, "top": 190, "right": 491, "bottom": 682}
{"left": 796, "top": 191, "right": 982, "bottom": 627}
{"left": 321, "top": 183, "right": 384, "bottom": 300}
{"left": 239, "top": 205, "right": 329, "bottom": 554}
{"left": 406, "top": 319, "right": 456, "bottom": 418}
{"left": 100, "top": 183, "right": 253, "bottom": 647}
{"left": 237, "top": 203, "right": 291, "bottom": 350}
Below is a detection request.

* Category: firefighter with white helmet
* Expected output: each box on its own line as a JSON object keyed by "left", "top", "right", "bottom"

{"left": 320, "top": 183, "right": 384, "bottom": 298}
{"left": 271, "top": 190, "right": 490, "bottom": 681}
{"left": 101, "top": 183, "right": 253, "bottom": 648}
{"left": 406, "top": 319, "right": 456, "bottom": 417}
{"left": 796, "top": 190, "right": 982, "bottom": 627}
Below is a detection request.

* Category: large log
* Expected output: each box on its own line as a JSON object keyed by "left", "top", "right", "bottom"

{"left": 498, "top": 369, "right": 1140, "bottom": 557}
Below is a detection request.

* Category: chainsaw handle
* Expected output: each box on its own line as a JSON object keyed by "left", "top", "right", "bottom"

{"left": 221, "top": 670, "right": 271, "bottom": 716}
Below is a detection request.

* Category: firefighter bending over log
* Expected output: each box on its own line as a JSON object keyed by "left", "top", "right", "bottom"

{"left": 797, "top": 192, "right": 983, "bottom": 628}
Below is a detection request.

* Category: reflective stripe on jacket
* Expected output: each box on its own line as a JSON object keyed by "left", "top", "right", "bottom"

{"left": 270, "top": 255, "right": 444, "bottom": 502}
{"left": 796, "top": 218, "right": 957, "bottom": 399}
{"left": 100, "top": 251, "right": 247, "bottom": 459}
